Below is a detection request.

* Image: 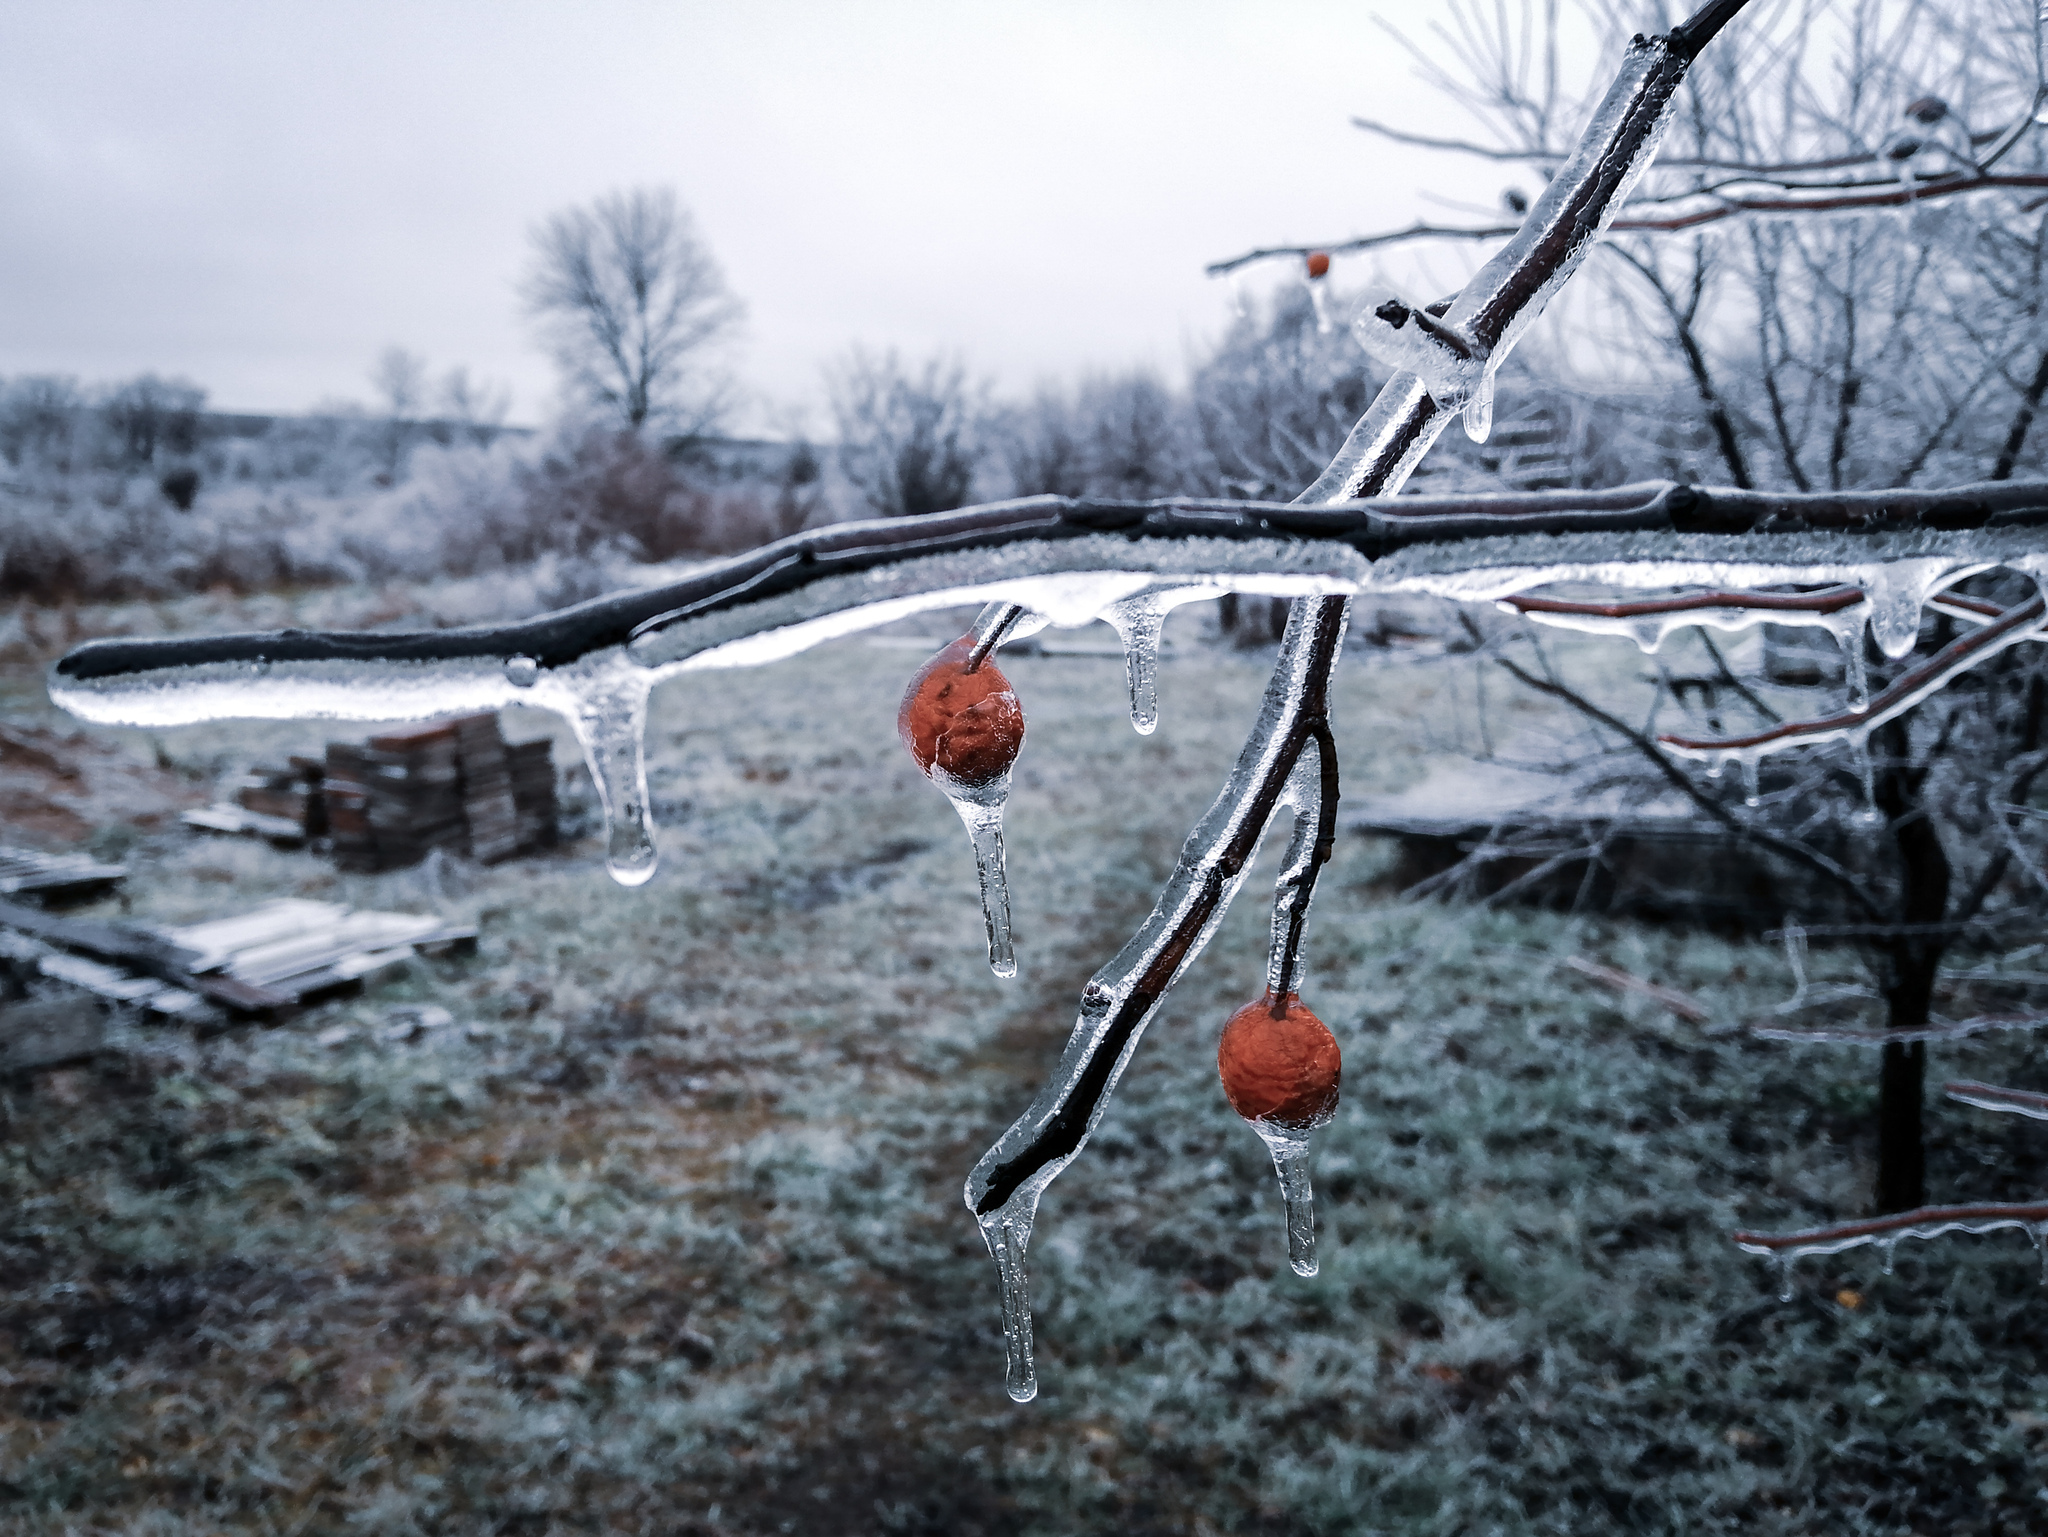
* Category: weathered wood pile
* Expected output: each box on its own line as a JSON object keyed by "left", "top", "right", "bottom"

{"left": 326, "top": 714, "right": 557, "bottom": 872}
{"left": 184, "top": 713, "right": 557, "bottom": 872}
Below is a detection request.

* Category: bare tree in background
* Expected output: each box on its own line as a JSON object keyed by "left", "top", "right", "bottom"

{"left": 827, "top": 348, "right": 984, "bottom": 518}
{"left": 999, "top": 370, "right": 1197, "bottom": 501}
{"left": 99, "top": 375, "right": 205, "bottom": 469}
{"left": 524, "top": 188, "right": 743, "bottom": 435}
{"left": 436, "top": 367, "right": 511, "bottom": 449}
{"left": 371, "top": 347, "right": 427, "bottom": 481}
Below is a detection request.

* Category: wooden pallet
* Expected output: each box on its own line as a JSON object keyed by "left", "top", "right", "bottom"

{"left": 0, "top": 845, "right": 128, "bottom": 903}
{"left": 0, "top": 897, "right": 476, "bottom": 1033}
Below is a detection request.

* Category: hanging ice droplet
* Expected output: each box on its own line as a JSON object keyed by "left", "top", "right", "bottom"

{"left": 945, "top": 784, "right": 1015, "bottom": 977}
{"left": 567, "top": 679, "right": 658, "bottom": 886}
{"left": 979, "top": 1204, "right": 1038, "bottom": 1403}
{"left": 1102, "top": 595, "right": 1171, "bottom": 735}
{"left": 900, "top": 632, "right": 1026, "bottom": 977}
{"left": 1860, "top": 561, "right": 1953, "bottom": 659}
{"left": 1630, "top": 618, "right": 1666, "bottom": 654}
{"left": 1253, "top": 1121, "right": 1321, "bottom": 1276}
{"left": 504, "top": 655, "right": 539, "bottom": 689}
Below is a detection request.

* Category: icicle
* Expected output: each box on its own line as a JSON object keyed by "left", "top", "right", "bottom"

{"left": 942, "top": 778, "right": 1016, "bottom": 978}
{"left": 566, "top": 677, "right": 659, "bottom": 886}
{"left": 1228, "top": 269, "right": 1250, "bottom": 318}
{"left": 1462, "top": 371, "right": 1496, "bottom": 445}
{"left": 1253, "top": 1121, "right": 1321, "bottom": 1276}
{"left": 1879, "top": 1238, "right": 1896, "bottom": 1276}
{"left": 1775, "top": 1254, "right": 1794, "bottom": 1302}
{"left": 1782, "top": 923, "right": 1810, "bottom": 1009}
{"left": 1740, "top": 753, "right": 1761, "bottom": 809}
{"left": 1843, "top": 634, "right": 1869, "bottom": 714}
{"left": 504, "top": 655, "right": 539, "bottom": 689}
{"left": 1850, "top": 736, "right": 1881, "bottom": 823}
{"left": 1101, "top": 594, "right": 1172, "bottom": 735}
{"left": 979, "top": 1203, "right": 1038, "bottom": 1402}
{"left": 2031, "top": 1223, "right": 2048, "bottom": 1284}
{"left": 1308, "top": 278, "right": 1335, "bottom": 335}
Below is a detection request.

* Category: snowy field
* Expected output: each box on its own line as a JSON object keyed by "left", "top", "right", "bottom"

{"left": 4, "top": 588, "right": 2048, "bottom": 1535}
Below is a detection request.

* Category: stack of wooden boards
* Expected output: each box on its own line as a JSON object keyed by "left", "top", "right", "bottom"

{"left": 0, "top": 897, "right": 478, "bottom": 1070}
{"left": 183, "top": 713, "right": 557, "bottom": 872}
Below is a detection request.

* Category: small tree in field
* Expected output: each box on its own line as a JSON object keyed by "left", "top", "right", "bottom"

{"left": 524, "top": 187, "right": 743, "bottom": 435}
{"left": 827, "top": 347, "right": 984, "bottom": 517}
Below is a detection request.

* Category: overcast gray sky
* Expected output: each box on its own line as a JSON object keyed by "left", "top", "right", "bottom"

{"left": 0, "top": 2, "right": 1516, "bottom": 432}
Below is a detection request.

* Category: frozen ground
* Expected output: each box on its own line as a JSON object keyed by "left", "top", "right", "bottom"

{"left": 3, "top": 589, "right": 2048, "bottom": 1535}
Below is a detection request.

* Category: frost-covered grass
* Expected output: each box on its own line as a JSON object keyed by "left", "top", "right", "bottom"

{"left": 3, "top": 598, "right": 2048, "bottom": 1535}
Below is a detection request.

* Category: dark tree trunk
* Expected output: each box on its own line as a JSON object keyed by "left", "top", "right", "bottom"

{"left": 1870, "top": 716, "right": 1948, "bottom": 1214}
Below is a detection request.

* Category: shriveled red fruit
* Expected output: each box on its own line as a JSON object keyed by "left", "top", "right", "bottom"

{"left": 898, "top": 635, "right": 1025, "bottom": 789}
{"left": 1218, "top": 992, "right": 1340, "bottom": 1128}
{"left": 1305, "top": 251, "right": 1331, "bottom": 280}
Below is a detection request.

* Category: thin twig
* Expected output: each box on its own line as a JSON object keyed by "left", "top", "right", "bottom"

{"left": 1566, "top": 955, "right": 1711, "bottom": 1022}
{"left": 1750, "top": 1013, "right": 2048, "bottom": 1047}
{"left": 1494, "top": 653, "right": 1885, "bottom": 921}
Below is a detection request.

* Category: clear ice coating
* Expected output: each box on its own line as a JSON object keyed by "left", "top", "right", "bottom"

{"left": 1351, "top": 289, "right": 1491, "bottom": 425}
{"left": 1253, "top": 1121, "right": 1321, "bottom": 1277}
{"left": 1101, "top": 594, "right": 1172, "bottom": 734}
{"left": 565, "top": 675, "right": 659, "bottom": 886}
{"left": 980, "top": 1207, "right": 1038, "bottom": 1402}
{"left": 1737, "top": 1205, "right": 2048, "bottom": 1293}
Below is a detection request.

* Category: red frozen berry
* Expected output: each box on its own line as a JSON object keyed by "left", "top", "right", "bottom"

{"left": 1218, "top": 992, "right": 1340, "bottom": 1128}
{"left": 1305, "top": 251, "right": 1331, "bottom": 280}
{"left": 898, "top": 635, "right": 1025, "bottom": 789}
